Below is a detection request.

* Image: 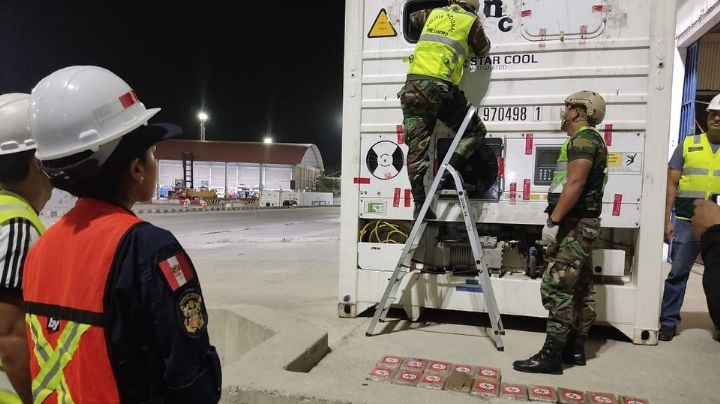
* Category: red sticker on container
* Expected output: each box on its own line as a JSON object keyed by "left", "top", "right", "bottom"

{"left": 604, "top": 123, "right": 613, "bottom": 146}
{"left": 509, "top": 182, "right": 517, "bottom": 205}
{"left": 521, "top": 9, "right": 531, "bottom": 17}
{"left": 353, "top": 177, "right": 370, "bottom": 184}
{"left": 392, "top": 188, "right": 401, "bottom": 207}
{"left": 404, "top": 189, "right": 411, "bottom": 207}
{"left": 612, "top": 193, "right": 622, "bottom": 216}
{"left": 396, "top": 124, "right": 405, "bottom": 144}
{"left": 592, "top": 4, "right": 604, "bottom": 12}
{"left": 525, "top": 133, "right": 534, "bottom": 155}
{"left": 498, "top": 157, "right": 505, "bottom": 178}
{"left": 523, "top": 179, "right": 531, "bottom": 201}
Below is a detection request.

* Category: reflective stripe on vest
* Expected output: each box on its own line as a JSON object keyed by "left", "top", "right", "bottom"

{"left": 674, "top": 133, "right": 720, "bottom": 219}
{"left": 27, "top": 315, "right": 89, "bottom": 404}
{"left": 23, "top": 198, "right": 143, "bottom": 403}
{"left": 0, "top": 191, "right": 45, "bottom": 234}
{"left": 548, "top": 126, "right": 606, "bottom": 194}
{"left": 408, "top": 5, "right": 476, "bottom": 84}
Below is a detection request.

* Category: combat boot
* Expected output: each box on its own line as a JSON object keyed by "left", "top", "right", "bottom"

{"left": 561, "top": 333, "right": 586, "bottom": 366}
{"left": 512, "top": 336, "right": 564, "bottom": 375}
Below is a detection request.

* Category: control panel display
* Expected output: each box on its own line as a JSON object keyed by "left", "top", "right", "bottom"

{"left": 534, "top": 147, "right": 561, "bottom": 185}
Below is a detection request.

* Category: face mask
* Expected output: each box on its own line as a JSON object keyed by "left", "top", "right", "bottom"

{"left": 560, "top": 106, "right": 572, "bottom": 131}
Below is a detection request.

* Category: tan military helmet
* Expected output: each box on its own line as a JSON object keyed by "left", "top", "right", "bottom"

{"left": 453, "top": 0, "right": 480, "bottom": 12}
{"left": 565, "top": 90, "right": 606, "bottom": 125}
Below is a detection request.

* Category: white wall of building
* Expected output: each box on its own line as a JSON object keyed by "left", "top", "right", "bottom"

{"left": 158, "top": 160, "right": 296, "bottom": 196}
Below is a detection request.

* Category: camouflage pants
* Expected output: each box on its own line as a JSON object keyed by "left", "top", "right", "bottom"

{"left": 541, "top": 217, "right": 601, "bottom": 343}
{"left": 398, "top": 79, "right": 487, "bottom": 184}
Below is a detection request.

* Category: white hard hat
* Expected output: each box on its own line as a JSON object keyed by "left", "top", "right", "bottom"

{"left": 707, "top": 94, "right": 720, "bottom": 112}
{"left": 30, "top": 65, "right": 160, "bottom": 161}
{"left": 0, "top": 93, "right": 35, "bottom": 156}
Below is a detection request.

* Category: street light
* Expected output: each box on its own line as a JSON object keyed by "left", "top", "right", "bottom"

{"left": 197, "top": 111, "right": 209, "bottom": 141}
{"left": 263, "top": 136, "right": 273, "bottom": 144}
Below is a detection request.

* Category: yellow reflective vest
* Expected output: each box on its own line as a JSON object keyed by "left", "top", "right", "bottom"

{"left": 675, "top": 133, "right": 720, "bottom": 220}
{"left": 548, "top": 126, "right": 608, "bottom": 217}
{"left": 0, "top": 190, "right": 45, "bottom": 234}
{"left": 408, "top": 5, "right": 477, "bottom": 85}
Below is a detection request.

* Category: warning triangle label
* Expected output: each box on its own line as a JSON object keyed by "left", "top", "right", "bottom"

{"left": 368, "top": 8, "right": 397, "bottom": 38}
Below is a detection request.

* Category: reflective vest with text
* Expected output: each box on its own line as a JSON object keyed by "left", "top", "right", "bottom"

{"left": 408, "top": 5, "right": 476, "bottom": 85}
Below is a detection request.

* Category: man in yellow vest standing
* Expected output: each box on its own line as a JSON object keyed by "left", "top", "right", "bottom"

{"left": 0, "top": 93, "right": 53, "bottom": 403}
{"left": 399, "top": 0, "right": 490, "bottom": 219}
{"left": 514, "top": 91, "right": 608, "bottom": 374}
{"left": 660, "top": 94, "right": 720, "bottom": 341}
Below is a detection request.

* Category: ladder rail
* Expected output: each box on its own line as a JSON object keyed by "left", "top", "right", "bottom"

{"left": 365, "top": 105, "right": 505, "bottom": 350}
{"left": 373, "top": 221, "right": 427, "bottom": 323}
{"left": 366, "top": 107, "right": 477, "bottom": 336}
{"left": 425, "top": 106, "right": 478, "bottom": 208}
{"left": 447, "top": 166, "right": 505, "bottom": 351}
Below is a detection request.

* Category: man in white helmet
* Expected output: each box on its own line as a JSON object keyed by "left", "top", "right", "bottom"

{"left": 0, "top": 93, "right": 53, "bottom": 403}
{"left": 660, "top": 93, "right": 720, "bottom": 341}
{"left": 514, "top": 91, "right": 608, "bottom": 374}
{"left": 23, "top": 66, "right": 221, "bottom": 403}
{"left": 400, "top": 0, "right": 491, "bottom": 219}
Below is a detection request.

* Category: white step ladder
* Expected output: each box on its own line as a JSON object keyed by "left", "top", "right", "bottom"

{"left": 364, "top": 106, "right": 505, "bottom": 351}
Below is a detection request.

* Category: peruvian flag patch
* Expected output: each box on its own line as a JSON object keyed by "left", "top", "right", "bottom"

{"left": 159, "top": 252, "right": 195, "bottom": 291}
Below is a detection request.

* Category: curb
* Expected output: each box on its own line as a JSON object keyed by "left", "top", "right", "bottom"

{"left": 40, "top": 205, "right": 340, "bottom": 218}
{"left": 132, "top": 205, "right": 340, "bottom": 215}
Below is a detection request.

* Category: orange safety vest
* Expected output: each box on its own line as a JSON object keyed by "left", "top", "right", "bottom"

{"left": 23, "top": 198, "right": 142, "bottom": 403}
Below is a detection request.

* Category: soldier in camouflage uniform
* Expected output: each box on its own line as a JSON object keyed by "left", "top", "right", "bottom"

{"left": 399, "top": 0, "right": 490, "bottom": 219}
{"left": 513, "top": 91, "right": 608, "bottom": 375}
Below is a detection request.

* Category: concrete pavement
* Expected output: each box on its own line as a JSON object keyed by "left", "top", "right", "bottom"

{"left": 145, "top": 208, "right": 718, "bottom": 404}
{"left": 3, "top": 207, "right": 717, "bottom": 403}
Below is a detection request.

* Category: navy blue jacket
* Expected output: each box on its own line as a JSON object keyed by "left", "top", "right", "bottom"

{"left": 104, "top": 221, "right": 221, "bottom": 403}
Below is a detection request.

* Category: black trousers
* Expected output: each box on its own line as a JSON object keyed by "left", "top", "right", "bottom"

{"left": 703, "top": 262, "right": 720, "bottom": 330}
{"left": 700, "top": 227, "right": 720, "bottom": 330}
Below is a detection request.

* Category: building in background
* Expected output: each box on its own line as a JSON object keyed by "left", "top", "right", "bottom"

{"left": 155, "top": 140, "right": 324, "bottom": 198}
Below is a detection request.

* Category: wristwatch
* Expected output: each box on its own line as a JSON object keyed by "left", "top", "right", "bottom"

{"left": 546, "top": 217, "right": 559, "bottom": 227}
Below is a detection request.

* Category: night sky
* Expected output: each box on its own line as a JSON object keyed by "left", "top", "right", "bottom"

{"left": 0, "top": 1, "right": 346, "bottom": 170}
